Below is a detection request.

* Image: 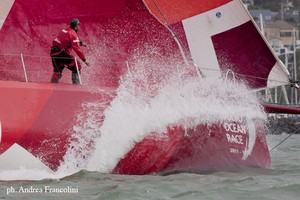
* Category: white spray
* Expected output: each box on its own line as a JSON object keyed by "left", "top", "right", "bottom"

{"left": 0, "top": 59, "right": 267, "bottom": 180}
{"left": 86, "top": 58, "right": 266, "bottom": 172}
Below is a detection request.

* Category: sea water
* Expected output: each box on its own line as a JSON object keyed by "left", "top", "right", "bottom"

{"left": 0, "top": 135, "right": 299, "bottom": 200}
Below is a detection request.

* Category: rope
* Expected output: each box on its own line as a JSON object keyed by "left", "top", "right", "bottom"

{"left": 270, "top": 126, "right": 300, "bottom": 152}
{"left": 0, "top": 53, "right": 293, "bottom": 86}
{"left": 150, "top": 0, "right": 190, "bottom": 67}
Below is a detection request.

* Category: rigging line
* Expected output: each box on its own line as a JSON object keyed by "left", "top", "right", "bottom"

{"left": 230, "top": 73, "right": 288, "bottom": 85}
{"left": 150, "top": 0, "right": 179, "bottom": 42}
{"left": 149, "top": 0, "right": 190, "bottom": 66}
{"left": 195, "top": 65, "right": 290, "bottom": 85}
{"left": 270, "top": 126, "right": 300, "bottom": 152}
{"left": 250, "top": 83, "right": 296, "bottom": 94}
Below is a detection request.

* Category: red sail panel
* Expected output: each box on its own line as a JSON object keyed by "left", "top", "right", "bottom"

{"left": 143, "top": 0, "right": 232, "bottom": 25}
{"left": 211, "top": 21, "right": 276, "bottom": 88}
{"left": 0, "top": 0, "right": 187, "bottom": 86}
{"left": 179, "top": 0, "right": 290, "bottom": 88}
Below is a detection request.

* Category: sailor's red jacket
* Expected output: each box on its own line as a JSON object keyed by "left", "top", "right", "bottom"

{"left": 52, "top": 27, "right": 86, "bottom": 62}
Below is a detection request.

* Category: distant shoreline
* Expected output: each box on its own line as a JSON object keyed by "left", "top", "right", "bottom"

{"left": 267, "top": 117, "right": 300, "bottom": 134}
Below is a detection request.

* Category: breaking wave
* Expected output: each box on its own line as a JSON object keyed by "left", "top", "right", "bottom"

{"left": 85, "top": 58, "right": 266, "bottom": 172}
{"left": 0, "top": 58, "right": 267, "bottom": 180}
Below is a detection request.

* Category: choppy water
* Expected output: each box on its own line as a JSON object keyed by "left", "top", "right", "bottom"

{"left": 0, "top": 134, "right": 299, "bottom": 200}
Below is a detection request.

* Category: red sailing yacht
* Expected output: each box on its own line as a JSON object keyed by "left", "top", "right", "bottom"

{"left": 0, "top": 0, "right": 299, "bottom": 175}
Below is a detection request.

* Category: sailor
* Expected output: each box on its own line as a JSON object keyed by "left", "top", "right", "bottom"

{"left": 50, "top": 18, "right": 90, "bottom": 84}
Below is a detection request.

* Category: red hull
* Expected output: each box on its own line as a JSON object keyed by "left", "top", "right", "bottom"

{"left": 0, "top": 81, "right": 116, "bottom": 170}
{"left": 261, "top": 102, "right": 300, "bottom": 114}
{"left": 0, "top": 0, "right": 274, "bottom": 174}
{"left": 0, "top": 81, "right": 271, "bottom": 174}
{"left": 113, "top": 120, "right": 271, "bottom": 175}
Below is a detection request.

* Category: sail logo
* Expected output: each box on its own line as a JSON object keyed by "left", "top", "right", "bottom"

{"left": 223, "top": 122, "right": 246, "bottom": 134}
{"left": 226, "top": 133, "right": 243, "bottom": 145}
{"left": 223, "top": 120, "right": 249, "bottom": 157}
{"left": 0, "top": 0, "right": 15, "bottom": 30}
{"left": 216, "top": 12, "right": 222, "bottom": 18}
{"left": 223, "top": 121, "right": 247, "bottom": 145}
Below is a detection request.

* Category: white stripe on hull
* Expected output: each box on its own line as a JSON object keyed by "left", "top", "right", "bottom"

{"left": 0, "top": 0, "right": 15, "bottom": 30}
{"left": 0, "top": 143, "right": 52, "bottom": 171}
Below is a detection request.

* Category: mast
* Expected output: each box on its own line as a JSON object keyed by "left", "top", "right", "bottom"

{"left": 293, "top": 28, "right": 298, "bottom": 104}
{"left": 281, "top": 0, "right": 284, "bottom": 20}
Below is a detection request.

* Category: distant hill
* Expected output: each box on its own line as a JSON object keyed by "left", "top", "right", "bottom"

{"left": 251, "top": 0, "right": 300, "bottom": 11}
{"left": 248, "top": 0, "right": 300, "bottom": 25}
